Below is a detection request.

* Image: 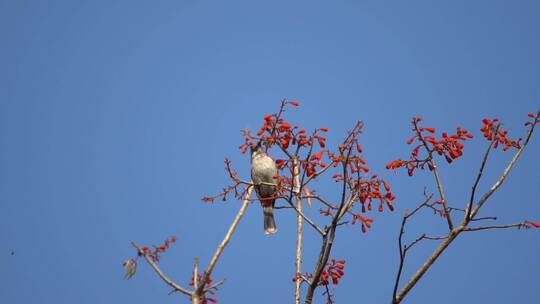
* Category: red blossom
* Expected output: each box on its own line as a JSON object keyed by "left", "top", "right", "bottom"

{"left": 137, "top": 235, "right": 177, "bottom": 263}
{"left": 319, "top": 258, "right": 346, "bottom": 286}
{"left": 480, "top": 117, "right": 522, "bottom": 151}
{"left": 352, "top": 213, "right": 374, "bottom": 233}
{"left": 287, "top": 100, "right": 301, "bottom": 106}
{"left": 311, "top": 150, "right": 324, "bottom": 161}
{"left": 524, "top": 220, "right": 540, "bottom": 229}
{"left": 387, "top": 118, "right": 473, "bottom": 176}
{"left": 275, "top": 159, "right": 287, "bottom": 169}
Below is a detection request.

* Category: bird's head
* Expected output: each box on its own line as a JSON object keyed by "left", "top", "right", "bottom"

{"left": 250, "top": 142, "right": 265, "bottom": 160}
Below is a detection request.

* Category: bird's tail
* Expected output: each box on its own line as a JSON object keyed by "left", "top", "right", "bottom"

{"left": 263, "top": 205, "right": 277, "bottom": 235}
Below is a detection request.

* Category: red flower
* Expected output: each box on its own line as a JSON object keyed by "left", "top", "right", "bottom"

{"left": 311, "top": 150, "right": 324, "bottom": 161}
{"left": 288, "top": 100, "right": 300, "bottom": 106}
{"left": 524, "top": 220, "right": 540, "bottom": 228}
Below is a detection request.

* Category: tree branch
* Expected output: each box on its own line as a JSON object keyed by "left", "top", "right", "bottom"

{"left": 131, "top": 242, "right": 192, "bottom": 296}
{"left": 464, "top": 222, "right": 526, "bottom": 232}
{"left": 466, "top": 125, "right": 498, "bottom": 220}
{"left": 393, "top": 228, "right": 462, "bottom": 303}
{"left": 412, "top": 121, "right": 454, "bottom": 231}
{"left": 430, "top": 159, "right": 454, "bottom": 230}
{"left": 284, "top": 197, "right": 325, "bottom": 236}
{"left": 391, "top": 194, "right": 434, "bottom": 303}
{"left": 293, "top": 158, "right": 304, "bottom": 304}
{"left": 305, "top": 121, "right": 364, "bottom": 304}
{"left": 469, "top": 121, "right": 536, "bottom": 220}
{"left": 393, "top": 117, "right": 537, "bottom": 304}
{"left": 194, "top": 186, "right": 254, "bottom": 297}
{"left": 404, "top": 234, "right": 447, "bottom": 251}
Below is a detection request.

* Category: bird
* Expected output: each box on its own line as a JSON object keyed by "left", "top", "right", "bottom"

{"left": 250, "top": 143, "right": 278, "bottom": 234}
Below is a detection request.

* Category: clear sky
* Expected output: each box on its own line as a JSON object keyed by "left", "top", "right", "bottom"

{"left": 1, "top": 1, "right": 539, "bottom": 303}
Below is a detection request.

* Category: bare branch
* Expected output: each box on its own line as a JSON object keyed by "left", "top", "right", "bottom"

{"left": 448, "top": 206, "right": 466, "bottom": 213}
{"left": 404, "top": 234, "right": 447, "bottom": 251}
{"left": 430, "top": 159, "right": 454, "bottom": 230}
{"left": 470, "top": 216, "right": 497, "bottom": 222}
{"left": 464, "top": 223, "right": 526, "bottom": 232}
{"left": 204, "top": 279, "right": 226, "bottom": 292}
{"left": 274, "top": 205, "right": 295, "bottom": 209}
{"left": 392, "top": 193, "right": 434, "bottom": 303}
{"left": 195, "top": 186, "right": 254, "bottom": 296}
{"left": 393, "top": 228, "right": 462, "bottom": 304}
{"left": 323, "top": 284, "right": 334, "bottom": 304}
{"left": 293, "top": 158, "right": 304, "bottom": 304}
{"left": 193, "top": 257, "right": 199, "bottom": 290}
{"left": 304, "top": 195, "right": 338, "bottom": 210}
{"left": 392, "top": 215, "right": 407, "bottom": 304}
{"left": 405, "top": 193, "right": 435, "bottom": 220}
{"left": 284, "top": 197, "right": 325, "bottom": 236}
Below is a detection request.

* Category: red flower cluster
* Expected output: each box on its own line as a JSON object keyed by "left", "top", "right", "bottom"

{"left": 480, "top": 118, "right": 521, "bottom": 151}
{"left": 332, "top": 172, "right": 395, "bottom": 216}
{"left": 139, "top": 235, "right": 177, "bottom": 262}
{"left": 326, "top": 122, "right": 396, "bottom": 232}
{"left": 359, "top": 177, "right": 395, "bottom": 213}
{"left": 292, "top": 258, "right": 346, "bottom": 286}
{"left": 320, "top": 258, "right": 346, "bottom": 285}
{"left": 305, "top": 149, "right": 328, "bottom": 177}
{"left": 189, "top": 274, "right": 218, "bottom": 304}
{"left": 239, "top": 100, "right": 328, "bottom": 154}
{"left": 329, "top": 144, "right": 369, "bottom": 173}
{"left": 386, "top": 117, "right": 473, "bottom": 176}
{"left": 351, "top": 213, "right": 374, "bottom": 233}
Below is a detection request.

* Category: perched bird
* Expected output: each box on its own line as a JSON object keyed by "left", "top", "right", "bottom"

{"left": 250, "top": 144, "right": 278, "bottom": 234}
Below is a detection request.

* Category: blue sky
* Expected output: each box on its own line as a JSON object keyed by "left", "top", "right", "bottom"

{"left": 1, "top": 1, "right": 539, "bottom": 303}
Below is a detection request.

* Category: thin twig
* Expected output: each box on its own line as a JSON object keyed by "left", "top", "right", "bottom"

{"left": 392, "top": 216, "right": 407, "bottom": 304}
{"left": 470, "top": 216, "right": 497, "bottom": 222}
{"left": 204, "top": 279, "right": 226, "bottom": 292}
{"left": 464, "top": 223, "right": 525, "bottom": 232}
{"left": 404, "top": 234, "right": 447, "bottom": 251}
{"left": 323, "top": 284, "right": 334, "bottom": 304}
{"left": 391, "top": 194, "right": 434, "bottom": 303}
{"left": 304, "top": 195, "right": 338, "bottom": 210}
{"left": 430, "top": 159, "right": 454, "bottom": 230}
{"left": 284, "top": 198, "right": 325, "bottom": 236}
{"left": 466, "top": 125, "right": 498, "bottom": 220}
{"left": 131, "top": 242, "right": 192, "bottom": 296}
{"left": 406, "top": 193, "right": 435, "bottom": 220}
